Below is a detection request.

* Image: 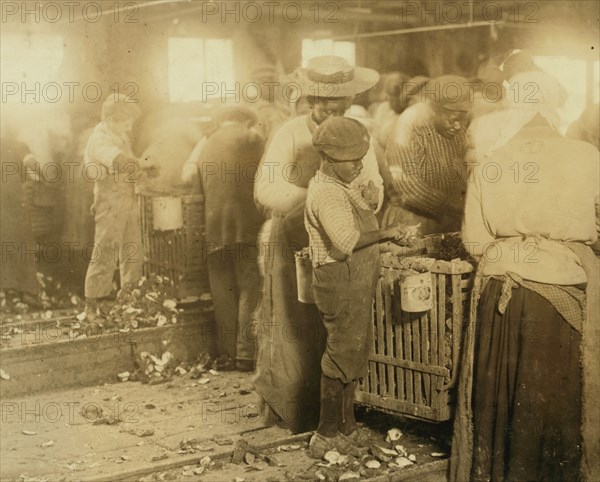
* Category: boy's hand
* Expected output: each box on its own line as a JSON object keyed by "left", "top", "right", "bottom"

{"left": 382, "top": 222, "right": 405, "bottom": 240}
{"left": 361, "top": 180, "right": 379, "bottom": 207}
{"left": 383, "top": 223, "right": 420, "bottom": 245}
{"left": 404, "top": 223, "right": 421, "bottom": 238}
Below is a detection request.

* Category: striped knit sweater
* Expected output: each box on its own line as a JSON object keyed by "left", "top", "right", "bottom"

{"left": 385, "top": 123, "right": 467, "bottom": 219}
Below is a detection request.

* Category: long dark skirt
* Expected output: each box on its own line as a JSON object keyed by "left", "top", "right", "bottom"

{"left": 472, "top": 279, "right": 582, "bottom": 482}
{"left": 252, "top": 215, "right": 326, "bottom": 433}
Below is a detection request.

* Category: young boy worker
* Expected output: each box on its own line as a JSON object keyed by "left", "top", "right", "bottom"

{"left": 305, "top": 116, "right": 416, "bottom": 457}
{"left": 84, "top": 94, "right": 159, "bottom": 320}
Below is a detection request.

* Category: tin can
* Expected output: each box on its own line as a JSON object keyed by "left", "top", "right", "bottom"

{"left": 400, "top": 271, "right": 433, "bottom": 312}
{"left": 152, "top": 196, "right": 183, "bottom": 231}
{"left": 294, "top": 251, "right": 315, "bottom": 304}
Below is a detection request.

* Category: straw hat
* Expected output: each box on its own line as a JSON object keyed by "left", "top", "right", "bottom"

{"left": 286, "top": 56, "right": 380, "bottom": 99}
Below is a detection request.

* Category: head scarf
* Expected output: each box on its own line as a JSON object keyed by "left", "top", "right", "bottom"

{"left": 486, "top": 70, "right": 563, "bottom": 155}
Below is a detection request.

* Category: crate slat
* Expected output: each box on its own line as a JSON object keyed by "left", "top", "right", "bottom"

{"left": 402, "top": 303, "right": 414, "bottom": 404}
{"left": 392, "top": 277, "right": 405, "bottom": 401}
{"left": 448, "top": 274, "right": 463, "bottom": 390}
{"left": 383, "top": 270, "right": 396, "bottom": 398}
{"left": 369, "top": 278, "right": 382, "bottom": 393}
{"left": 367, "top": 354, "right": 450, "bottom": 377}
{"left": 355, "top": 391, "right": 445, "bottom": 421}
{"left": 412, "top": 312, "right": 423, "bottom": 405}
{"left": 376, "top": 271, "right": 387, "bottom": 396}
{"left": 430, "top": 273, "right": 438, "bottom": 401}
{"left": 437, "top": 273, "right": 446, "bottom": 383}
{"left": 420, "top": 312, "right": 430, "bottom": 405}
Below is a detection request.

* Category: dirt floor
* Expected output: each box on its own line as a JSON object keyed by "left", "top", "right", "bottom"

{"left": 1, "top": 269, "right": 452, "bottom": 482}
{"left": 0, "top": 369, "right": 451, "bottom": 482}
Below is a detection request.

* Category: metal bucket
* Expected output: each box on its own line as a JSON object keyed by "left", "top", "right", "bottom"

{"left": 152, "top": 196, "right": 183, "bottom": 231}
{"left": 294, "top": 251, "right": 315, "bottom": 304}
{"left": 400, "top": 271, "right": 433, "bottom": 312}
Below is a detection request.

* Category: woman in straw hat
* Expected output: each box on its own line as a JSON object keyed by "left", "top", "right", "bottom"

{"left": 253, "top": 56, "right": 383, "bottom": 434}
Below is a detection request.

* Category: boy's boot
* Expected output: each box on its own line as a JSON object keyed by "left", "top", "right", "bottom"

{"left": 309, "top": 375, "right": 359, "bottom": 459}
{"left": 340, "top": 380, "right": 371, "bottom": 446}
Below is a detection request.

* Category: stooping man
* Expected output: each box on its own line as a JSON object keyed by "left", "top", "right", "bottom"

{"left": 305, "top": 116, "right": 417, "bottom": 457}
{"left": 384, "top": 75, "right": 471, "bottom": 234}
{"left": 84, "top": 94, "right": 158, "bottom": 321}
{"left": 182, "top": 105, "right": 266, "bottom": 371}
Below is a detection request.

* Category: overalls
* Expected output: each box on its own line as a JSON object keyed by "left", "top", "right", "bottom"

{"left": 84, "top": 143, "right": 143, "bottom": 299}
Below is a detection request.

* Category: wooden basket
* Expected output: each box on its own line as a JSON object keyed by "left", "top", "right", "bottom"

{"left": 355, "top": 246, "right": 474, "bottom": 422}
{"left": 139, "top": 191, "right": 208, "bottom": 299}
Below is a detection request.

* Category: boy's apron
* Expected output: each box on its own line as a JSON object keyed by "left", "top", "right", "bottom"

{"left": 312, "top": 200, "right": 381, "bottom": 383}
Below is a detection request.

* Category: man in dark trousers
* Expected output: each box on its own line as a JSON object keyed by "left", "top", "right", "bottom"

{"left": 185, "top": 106, "right": 265, "bottom": 370}
{"left": 0, "top": 125, "right": 40, "bottom": 306}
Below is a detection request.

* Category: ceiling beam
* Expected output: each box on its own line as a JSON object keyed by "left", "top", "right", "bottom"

{"left": 331, "top": 20, "right": 499, "bottom": 40}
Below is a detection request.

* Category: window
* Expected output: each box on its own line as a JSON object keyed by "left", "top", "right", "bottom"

{"left": 1, "top": 33, "right": 64, "bottom": 103}
{"left": 302, "top": 39, "right": 356, "bottom": 67}
{"left": 533, "top": 56, "right": 587, "bottom": 133}
{"left": 168, "top": 38, "right": 234, "bottom": 103}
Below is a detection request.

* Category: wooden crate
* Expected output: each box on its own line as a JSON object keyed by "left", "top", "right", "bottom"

{"left": 355, "top": 250, "right": 474, "bottom": 422}
{"left": 138, "top": 191, "right": 208, "bottom": 299}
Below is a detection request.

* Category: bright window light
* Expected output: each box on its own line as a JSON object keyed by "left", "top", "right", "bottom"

{"left": 533, "top": 56, "right": 587, "bottom": 133}
{"left": 302, "top": 39, "right": 356, "bottom": 67}
{"left": 1, "top": 34, "right": 64, "bottom": 102}
{"left": 168, "top": 38, "right": 234, "bottom": 103}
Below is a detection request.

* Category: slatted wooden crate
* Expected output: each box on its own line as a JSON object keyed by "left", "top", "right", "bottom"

{"left": 138, "top": 191, "right": 208, "bottom": 299}
{"left": 355, "top": 249, "right": 474, "bottom": 422}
